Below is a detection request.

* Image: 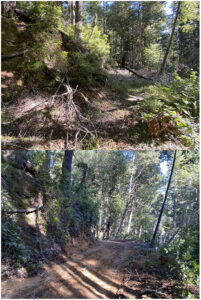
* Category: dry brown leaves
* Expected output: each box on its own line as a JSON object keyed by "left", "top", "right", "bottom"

{"left": 147, "top": 115, "right": 174, "bottom": 137}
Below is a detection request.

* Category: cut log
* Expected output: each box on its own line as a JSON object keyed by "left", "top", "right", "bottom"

{"left": 125, "top": 66, "right": 153, "bottom": 81}
{"left": 2, "top": 49, "right": 28, "bottom": 60}
{"left": 2, "top": 203, "right": 43, "bottom": 215}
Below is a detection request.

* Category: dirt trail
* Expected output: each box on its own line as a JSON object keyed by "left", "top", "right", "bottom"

{"left": 2, "top": 240, "right": 146, "bottom": 299}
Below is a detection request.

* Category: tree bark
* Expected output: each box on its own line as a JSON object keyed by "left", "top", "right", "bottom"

{"left": 61, "top": 150, "right": 74, "bottom": 196}
{"left": 70, "top": 1, "right": 75, "bottom": 26}
{"left": 127, "top": 194, "right": 136, "bottom": 234}
{"left": 158, "top": 2, "right": 181, "bottom": 76}
{"left": 88, "top": 13, "right": 97, "bottom": 42}
{"left": 173, "top": 188, "right": 177, "bottom": 228}
{"left": 115, "top": 154, "right": 135, "bottom": 239}
{"left": 103, "top": 193, "right": 109, "bottom": 239}
{"left": 150, "top": 151, "right": 177, "bottom": 247}
{"left": 1, "top": 1, "right": 16, "bottom": 17}
{"left": 45, "top": 150, "right": 51, "bottom": 177}
{"left": 75, "top": 1, "right": 83, "bottom": 44}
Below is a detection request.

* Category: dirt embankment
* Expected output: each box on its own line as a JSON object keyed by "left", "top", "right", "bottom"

{"left": 2, "top": 240, "right": 189, "bottom": 299}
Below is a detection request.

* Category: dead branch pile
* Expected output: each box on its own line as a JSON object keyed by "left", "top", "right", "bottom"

{"left": 50, "top": 77, "right": 96, "bottom": 148}
{"left": 3, "top": 76, "right": 97, "bottom": 149}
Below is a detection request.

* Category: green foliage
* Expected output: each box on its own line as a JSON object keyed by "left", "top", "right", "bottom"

{"left": 2, "top": 214, "right": 31, "bottom": 265}
{"left": 16, "top": 2, "right": 67, "bottom": 87}
{"left": 179, "top": 2, "right": 200, "bottom": 33}
{"left": 160, "top": 226, "right": 199, "bottom": 287}
{"left": 27, "top": 263, "right": 43, "bottom": 276}
{"left": 109, "top": 195, "right": 124, "bottom": 222}
{"left": 165, "top": 247, "right": 199, "bottom": 287}
{"left": 83, "top": 25, "right": 110, "bottom": 58}
{"left": 144, "top": 43, "right": 162, "bottom": 70}
{"left": 78, "top": 194, "right": 99, "bottom": 227}
{"left": 30, "top": 2, "right": 64, "bottom": 33}
{"left": 69, "top": 52, "right": 107, "bottom": 87}
{"left": 82, "top": 136, "right": 100, "bottom": 150}
{"left": 166, "top": 71, "right": 199, "bottom": 119}
{"left": 132, "top": 72, "right": 199, "bottom": 145}
{"left": 43, "top": 193, "right": 74, "bottom": 244}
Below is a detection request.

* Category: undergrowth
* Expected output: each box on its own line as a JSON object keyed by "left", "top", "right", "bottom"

{"left": 122, "top": 72, "right": 199, "bottom": 148}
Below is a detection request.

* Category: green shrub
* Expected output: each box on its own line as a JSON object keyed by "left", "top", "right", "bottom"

{"left": 2, "top": 216, "right": 31, "bottom": 265}
{"left": 160, "top": 233, "right": 199, "bottom": 287}
{"left": 78, "top": 194, "right": 99, "bottom": 227}
{"left": 69, "top": 52, "right": 107, "bottom": 87}
{"left": 163, "top": 71, "right": 199, "bottom": 119}
{"left": 132, "top": 72, "right": 199, "bottom": 145}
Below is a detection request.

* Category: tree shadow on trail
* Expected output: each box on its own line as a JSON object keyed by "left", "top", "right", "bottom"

{"left": 61, "top": 262, "right": 117, "bottom": 298}
{"left": 56, "top": 254, "right": 144, "bottom": 299}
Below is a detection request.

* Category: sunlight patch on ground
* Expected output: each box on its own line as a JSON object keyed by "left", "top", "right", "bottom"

{"left": 127, "top": 95, "right": 144, "bottom": 102}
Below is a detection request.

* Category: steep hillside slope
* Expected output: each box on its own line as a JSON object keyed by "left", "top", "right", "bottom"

{"left": 2, "top": 151, "right": 95, "bottom": 279}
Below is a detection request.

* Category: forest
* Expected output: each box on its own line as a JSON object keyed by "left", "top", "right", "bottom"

{"left": 2, "top": 150, "right": 199, "bottom": 298}
{"left": 1, "top": 1, "right": 200, "bottom": 150}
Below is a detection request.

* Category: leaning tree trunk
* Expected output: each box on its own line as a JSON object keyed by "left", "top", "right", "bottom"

{"left": 158, "top": 2, "right": 181, "bottom": 76}
{"left": 150, "top": 151, "right": 177, "bottom": 247}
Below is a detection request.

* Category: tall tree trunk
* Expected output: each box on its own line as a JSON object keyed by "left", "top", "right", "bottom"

{"left": 158, "top": 2, "right": 181, "bottom": 76}
{"left": 116, "top": 154, "right": 135, "bottom": 239}
{"left": 75, "top": 1, "right": 83, "bottom": 44}
{"left": 68, "top": 1, "right": 75, "bottom": 25}
{"left": 106, "top": 217, "right": 112, "bottom": 240}
{"left": 150, "top": 151, "right": 177, "bottom": 247}
{"left": 71, "top": 1, "right": 75, "bottom": 26}
{"left": 173, "top": 187, "right": 177, "bottom": 228}
{"left": 14, "top": 150, "right": 27, "bottom": 169}
{"left": 178, "top": 26, "right": 183, "bottom": 64}
{"left": 103, "top": 193, "right": 109, "bottom": 239}
{"left": 127, "top": 193, "right": 136, "bottom": 234}
{"left": 61, "top": 150, "right": 74, "bottom": 196}
{"left": 88, "top": 13, "right": 97, "bottom": 42}
{"left": 139, "top": 225, "right": 142, "bottom": 239}
{"left": 102, "top": 1, "right": 107, "bottom": 34}
{"left": 45, "top": 150, "right": 51, "bottom": 177}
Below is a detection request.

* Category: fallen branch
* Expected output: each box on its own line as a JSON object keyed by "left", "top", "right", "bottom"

{"left": 59, "top": 30, "right": 89, "bottom": 54}
{"left": 53, "top": 79, "right": 96, "bottom": 148}
{"left": 2, "top": 203, "right": 43, "bottom": 215}
{"left": 125, "top": 66, "right": 153, "bottom": 81}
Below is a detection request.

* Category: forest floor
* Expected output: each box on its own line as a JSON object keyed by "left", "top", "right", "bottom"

{"left": 2, "top": 69, "right": 196, "bottom": 150}
{"left": 2, "top": 239, "right": 198, "bottom": 299}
